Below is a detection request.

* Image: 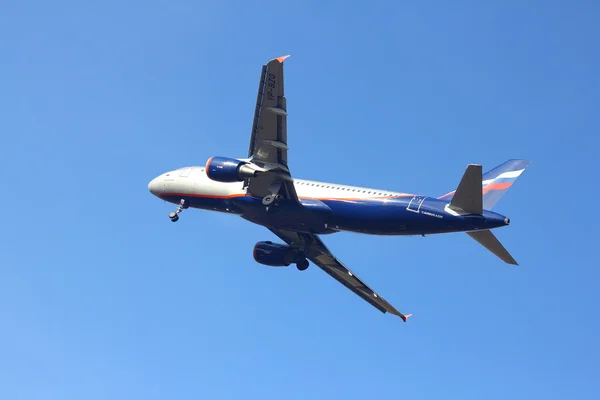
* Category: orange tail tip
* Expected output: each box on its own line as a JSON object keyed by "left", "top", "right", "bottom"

{"left": 275, "top": 54, "right": 291, "bottom": 63}
{"left": 401, "top": 313, "right": 413, "bottom": 322}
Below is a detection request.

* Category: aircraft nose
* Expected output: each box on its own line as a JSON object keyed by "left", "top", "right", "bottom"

{"left": 148, "top": 176, "right": 163, "bottom": 196}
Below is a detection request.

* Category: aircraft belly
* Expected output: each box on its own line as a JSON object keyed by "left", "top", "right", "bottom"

{"left": 232, "top": 196, "right": 332, "bottom": 233}
{"left": 324, "top": 199, "right": 454, "bottom": 235}
{"left": 161, "top": 194, "right": 492, "bottom": 235}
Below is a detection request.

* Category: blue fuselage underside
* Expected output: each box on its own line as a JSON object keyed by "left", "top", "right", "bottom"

{"left": 160, "top": 194, "right": 508, "bottom": 236}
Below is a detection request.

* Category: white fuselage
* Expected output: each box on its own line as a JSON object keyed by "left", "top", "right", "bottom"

{"left": 149, "top": 166, "right": 414, "bottom": 202}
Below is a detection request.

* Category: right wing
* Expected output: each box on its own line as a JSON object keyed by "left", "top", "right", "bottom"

{"left": 246, "top": 55, "right": 298, "bottom": 202}
{"left": 269, "top": 228, "right": 412, "bottom": 322}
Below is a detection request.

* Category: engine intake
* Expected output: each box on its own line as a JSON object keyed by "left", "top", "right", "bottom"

{"left": 253, "top": 241, "right": 298, "bottom": 267}
{"left": 205, "top": 156, "right": 259, "bottom": 183}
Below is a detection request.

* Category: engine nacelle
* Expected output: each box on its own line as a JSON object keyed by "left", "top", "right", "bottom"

{"left": 205, "top": 156, "right": 259, "bottom": 183}
{"left": 253, "top": 241, "right": 298, "bottom": 267}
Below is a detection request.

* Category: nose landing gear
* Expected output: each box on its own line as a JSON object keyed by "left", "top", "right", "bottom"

{"left": 169, "top": 199, "right": 186, "bottom": 222}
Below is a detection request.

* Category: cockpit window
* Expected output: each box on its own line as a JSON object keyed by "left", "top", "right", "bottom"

{"left": 179, "top": 168, "right": 192, "bottom": 177}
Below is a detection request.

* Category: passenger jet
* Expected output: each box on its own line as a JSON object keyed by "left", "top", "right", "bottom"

{"left": 148, "top": 55, "right": 529, "bottom": 322}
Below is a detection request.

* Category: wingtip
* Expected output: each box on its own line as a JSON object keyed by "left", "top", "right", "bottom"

{"left": 401, "top": 313, "right": 413, "bottom": 322}
{"left": 274, "top": 54, "right": 291, "bottom": 63}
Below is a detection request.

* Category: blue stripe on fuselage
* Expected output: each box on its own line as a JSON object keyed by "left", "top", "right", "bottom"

{"left": 160, "top": 194, "right": 508, "bottom": 236}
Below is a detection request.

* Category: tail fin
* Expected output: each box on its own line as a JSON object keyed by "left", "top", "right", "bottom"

{"left": 467, "top": 230, "right": 518, "bottom": 265}
{"left": 449, "top": 164, "right": 483, "bottom": 214}
{"left": 438, "top": 159, "right": 530, "bottom": 210}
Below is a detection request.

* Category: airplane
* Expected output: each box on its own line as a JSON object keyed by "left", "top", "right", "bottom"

{"left": 148, "top": 55, "right": 530, "bottom": 322}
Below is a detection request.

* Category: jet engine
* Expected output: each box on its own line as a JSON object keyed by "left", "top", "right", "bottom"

{"left": 205, "top": 156, "right": 259, "bottom": 183}
{"left": 253, "top": 241, "right": 310, "bottom": 270}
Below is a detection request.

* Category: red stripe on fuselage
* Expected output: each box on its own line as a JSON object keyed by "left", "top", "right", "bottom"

{"left": 298, "top": 194, "right": 414, "bottom": 201}
{"left": 438, "top": 191, "right": 455, "bottom": 199}
{"left": 161, "top": 192, "right": 246, "bottom": 199}
{"left": 160, "top": 192, "right": 415, "bottom": 201}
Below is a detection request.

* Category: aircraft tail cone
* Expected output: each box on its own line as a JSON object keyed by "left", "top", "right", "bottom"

{"left": 401, "top": 313, "right": 413, "bottom": 322}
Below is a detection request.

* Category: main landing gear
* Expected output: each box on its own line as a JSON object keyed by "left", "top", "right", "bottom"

{"left": 262, "top": 194, "right": 282, "bottom": 206}
{"left": 262, "top": 195, "right": 275, "bottom": 206}
{"left": 262, "top": 180, "right": 284, "bottom": 209}
{"left": 296, "top": 258, "right": 309, "bottom": 271}
{"left": 169, "top": 199, "right": 186, "bottom": 222}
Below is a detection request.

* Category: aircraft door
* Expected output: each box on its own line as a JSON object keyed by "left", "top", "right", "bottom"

{"left": 406, "top": 195, "right": 427, "bottom": 213}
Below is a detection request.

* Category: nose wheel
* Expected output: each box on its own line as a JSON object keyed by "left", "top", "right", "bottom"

{"left": 169, "top": 199, "right": 186, "bottom": 222}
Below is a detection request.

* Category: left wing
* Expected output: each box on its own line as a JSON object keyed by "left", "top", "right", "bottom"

{"left": 246, "top": 55, "right": 298, "bottom": 203}
{"left": 248, "top": 55, "right": 290, "bottom": 166}
{"left": 269, "top": 228, "right": 412, "bottom": 322}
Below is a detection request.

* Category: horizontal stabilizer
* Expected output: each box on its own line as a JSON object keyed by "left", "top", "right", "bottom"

{"left": 467, "top": 230, "right": 518, "bottom": 265}
{"left": 449, "top": 165, "right": 483, "bottom": 214}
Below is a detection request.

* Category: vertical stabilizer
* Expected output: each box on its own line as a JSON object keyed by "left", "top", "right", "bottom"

{"left": 439, "top": 159, "right": 530, "bottom": 210}
{"left": 449, "top": 165, "right": 483, "bottom": 214}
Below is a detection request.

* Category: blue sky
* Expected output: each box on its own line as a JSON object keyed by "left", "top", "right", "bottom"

{"left": 1, "top": 1, "right": 599, "bottom": 398}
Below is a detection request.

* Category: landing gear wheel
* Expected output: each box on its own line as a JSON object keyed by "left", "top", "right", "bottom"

{"left": 296, "top": 259, "right": 309, "bottom": 271}
{"left": 168, "top": 199, "right": 185, "bottom": 222}
{"left": 262, "top": 195, "right": 275, "bottom": 205}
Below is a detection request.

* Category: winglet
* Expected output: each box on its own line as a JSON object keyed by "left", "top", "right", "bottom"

{"left": 401, "top": 313, "right": 413, "bottom": 322}
{"left": 274, "top": 54, "right": 291, "bottom": 63}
